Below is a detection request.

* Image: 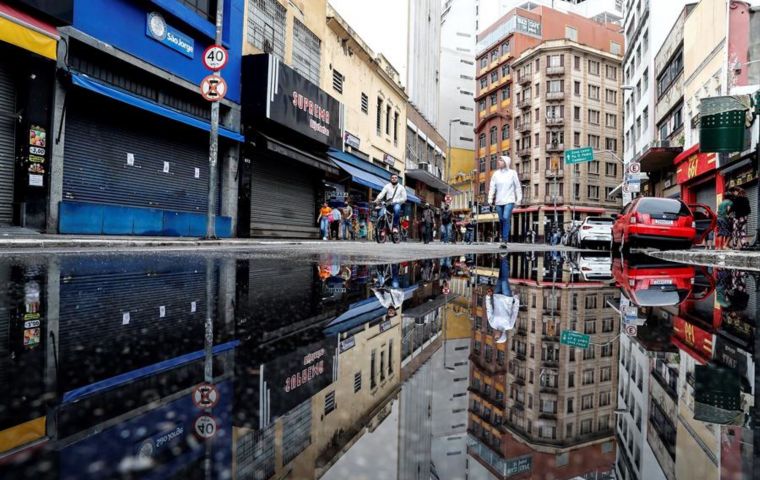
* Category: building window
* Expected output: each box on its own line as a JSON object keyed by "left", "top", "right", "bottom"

{"left": 247, "top": 0, "right": 287, "bottom": 60}
{"left": 480, "top": 57, "right": 488, "bottom": 68}
{"left": 588, "top": 60, "right": 600, "bottom": 76}
{"left": 658, "top": 49, "right": 684, "bottom": 98}
{"left": 568, "top": 372, "right": 575, "bottom": 388}
{"left": 610, "top": 42, "right": 621, "bottom": 55}
{"left": 388, "top": 340, "right": 394, "bottom": 374}
{"left": 588, "top": 85, "right": 600, "bottom": 101}
{"left": 325, "top": 390, "right": 336, "bottom": 415}
{"left": 479, "top": 100, "right": 486, "bottom": 111}
{"left": 491, "top": 71, "right": 499, "bottom": 84}
{"left": 385, "top": 105, "right": 391, "bottom": 135}
{"left": 605, "top": 89, "right": 617, "bottom": 105}
{"left": 588, "top": 109, "right": 600, "bottom": 125}
{"left": 479, "top": 134, "right": 486, "bottom": 148}
{"left": 600, "top": 367, "right": 611, "bottom": 383}
{"left": 361, "top": 93, "right": 369, "bottom": 114}
{"left": 574, "top": 106, "right": 581, "bottom": 121}
{"left": 573, "top": 131, "right": 580, "bottom": 147}
{"left": 580, "top": 418, "right": 593, "bottom": 433}
{"left": 380, "top": 350, "right": 386, "bottom": 380}
{"left": 567, "top": 397, "right": 574, "bottom": 413}
{"left": 490, "top": 155, "right": 497, "bottom": 170}
{"left": 605, "top": 113, "right": 617, "bottom": 129}
{"left": 565, "top": 26, "right": 577, "bottom": 41}
{"left": 606, "top": 65, "right": 617, "bottom": 80}
{"left": 547, "top": 80, "right": 563, "bottom": 93}
{"left": 393, "top": 112, "right": 399, "bottom": 143}
{"left": 480, "top": 77, "right": 487, "bottom": 89}
{"left": 490, "top": 94, "right": 497, "bottom": 106}
{"left": 479, "top": 157, "right": 486, "bottom": 172}
{"left": 501, "top": 125, "right": 510, "bottom": 140}
{"left": 588, "top": 135, "right": 600, "bottom": 149}
{"left": 581, "top": 394, "right": 593, "bottom": 411}
{"left": 370, "top": 350, "right": 377, "bottom": 388}
{"left": 605, "top": 137, "right": 617, "bottom": 151}
{"left": 180, "top": 0, "right": 216, "bottom": 20}
{"left": 574, "top": 81, "right": 580, "bottom": 96}
{"left": 601, "top": 344, "right": 613, "bottom": 357}
{"left": 376, "top": 98, "right": 382, "bottom": 134}
{"left": 292, "top": 19, "right": 321, "bottom": 85}
{"left": 605, "top": 162, "right": 617, "bottom": 177}
{"left": 574, "top": 55, "right": 581, "bottom": 71}
{"left": 582, "top": 369, "right": 594, "bottom": 385}
{"left": 502, "top": 64, "right": 511, "bottom": 77}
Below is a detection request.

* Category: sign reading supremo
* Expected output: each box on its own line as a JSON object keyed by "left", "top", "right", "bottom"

{"left": 243, "top": 54, "right": 343, "bottom": 149}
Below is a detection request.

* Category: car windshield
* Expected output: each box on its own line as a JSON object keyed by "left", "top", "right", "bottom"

{"left": 636, "top": 198, "right": 691, "bottom": 216}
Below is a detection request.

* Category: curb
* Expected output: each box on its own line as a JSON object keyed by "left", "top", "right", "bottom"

{"left": 649, "top": 249, "right": 760, "bottom": 271}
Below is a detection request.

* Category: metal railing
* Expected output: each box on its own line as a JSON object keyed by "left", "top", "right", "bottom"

{"left": 546, "top": 66, "right": 565, "bottom": 76}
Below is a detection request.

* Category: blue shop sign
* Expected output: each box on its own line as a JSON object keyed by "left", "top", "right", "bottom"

{"left": 146, "top": 12, "right": 194, "bottom": 58}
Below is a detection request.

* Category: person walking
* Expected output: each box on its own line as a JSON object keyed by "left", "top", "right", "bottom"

{"left": 440, "top": 204, "right": 453, "bottom": 243}
{"left": 374, "top": 174, "right": 407, "bottom": 232}
{"left": 488, "top": 155, "right": 522, "bottom": 249}
{"left": 465, "top": 216, "right": 475, "bottom": 244}
{"left": 729, "top": 187, "right": 751, "bottom": 249}
{"left": 318, "top": 202, "right": 332, "bottom": 241}
{"left": 717, "top": 192, "right": 735, "bottom": 250}
{"left": 485, "top": 254, "right": 519, "bottom": 343}
{"left": 330, "top": 205, "right": 342, "bottom": 240}
{"left": 422, "top": 202, "right": 435, "bottom": 244}
{"left": 341, "top": 200, "right": 354, "bottom": 240}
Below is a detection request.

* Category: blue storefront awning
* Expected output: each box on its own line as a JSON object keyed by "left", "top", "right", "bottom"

{"left": 406, "top": 187, "right": 422, "bottom": 204}
{"left": 70, "top": 72, "right": 245, "bottom": 142}
{"left": 323, "top": 285, "right": 418, "bottom": 335}
{"left": 330, "top": 157, "right": 388, "bottom": 192}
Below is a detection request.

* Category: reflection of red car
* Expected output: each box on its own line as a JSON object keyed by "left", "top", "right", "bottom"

{"left": 612, "top": 257, "right": 696, "bottom": 307}
{"left": 611, "top": 197, "right": 715, "bottom": 250}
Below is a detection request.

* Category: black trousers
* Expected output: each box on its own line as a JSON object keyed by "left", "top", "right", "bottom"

{"left": 423, "top": 222, "right": 433, "bottom": 243}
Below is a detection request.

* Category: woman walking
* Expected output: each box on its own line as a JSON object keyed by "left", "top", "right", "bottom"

{"left": 487, "top": 155, "right": 522, "bottom": 249}
{"left": 716, "top": 192, "right": 734, "bottom": 250}
{"left": 729, "top": 187, "right": 751, "bottom": 249}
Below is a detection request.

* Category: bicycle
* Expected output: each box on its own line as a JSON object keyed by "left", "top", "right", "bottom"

{"left": 373, "top": 202, "right": 401, "bottom": 244}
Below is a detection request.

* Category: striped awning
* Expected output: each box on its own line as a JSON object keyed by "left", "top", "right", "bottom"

{"left": 0, "top": 2, "right": 58, "bottom": 60}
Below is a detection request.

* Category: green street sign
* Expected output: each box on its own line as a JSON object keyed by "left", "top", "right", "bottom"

{"left": 565, "top": 147, "right": 594, "bottom": 164}
{"left": 560, "top": 330, "right": 590, "bottom": 349}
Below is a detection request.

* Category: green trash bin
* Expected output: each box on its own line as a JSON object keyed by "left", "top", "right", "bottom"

{"left": 699, "top": 96, "right": 749, "bottom": 153}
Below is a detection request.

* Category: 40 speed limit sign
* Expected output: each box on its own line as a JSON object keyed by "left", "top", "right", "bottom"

{"left": 202, "top": 45, "right": 228, "bottom": 71}
{"left": 194, "top": 414, "right": 218, "bottom": 440}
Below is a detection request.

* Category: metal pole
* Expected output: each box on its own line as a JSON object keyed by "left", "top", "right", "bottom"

{"left": 447, "top": 121, "right": 452, "bottom": 195}
{"left": 206, "top": 0, "right": 225, "bottom": 239}
{"left": 553, "top": 164, "right": 558, "bottom": 233}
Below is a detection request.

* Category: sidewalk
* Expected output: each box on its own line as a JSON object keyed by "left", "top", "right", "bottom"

{"left": 649, "top": 248, "right": 760, "bottom": 271}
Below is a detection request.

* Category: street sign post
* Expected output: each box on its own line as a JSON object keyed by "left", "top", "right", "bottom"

{"left": 202, "top": 45, "right": 228, "bottom": 71}
{"left": 564, "top": 147, "right": 594, "bottom": 164}
{"left": 560, "top": 330, "right": 590, "bottom": 349}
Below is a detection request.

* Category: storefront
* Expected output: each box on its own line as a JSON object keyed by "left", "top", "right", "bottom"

{"left": 720, "top": 147, "right": 759, "bottom": 242}
{"left": 240, "top": 54, "right": 343, "bottom": 239}
{"left": 674, "top": 144, "right": 723, "bottom": 213}
{"left": 0, "top": 2, "right": 62, "bottom": 230}
{"left": 57, "top": 0, "right": 244, "bottom": 236}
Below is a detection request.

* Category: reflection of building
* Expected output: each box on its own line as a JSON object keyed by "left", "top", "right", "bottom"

{"left": 468, "top": 253, "right": 617, "bottom": 478}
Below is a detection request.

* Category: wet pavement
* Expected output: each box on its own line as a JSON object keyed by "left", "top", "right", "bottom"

{"left": 0, "top": 250, "right": 756, "bottom": 480}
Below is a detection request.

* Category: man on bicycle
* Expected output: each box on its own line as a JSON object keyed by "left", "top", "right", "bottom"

{"left": 374, "top": 174, "right": 407, "bottom": 232}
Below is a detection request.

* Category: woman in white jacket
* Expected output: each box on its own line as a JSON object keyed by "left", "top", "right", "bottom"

{"left": 488, "top": 155, "right": 522, "bottom": 248}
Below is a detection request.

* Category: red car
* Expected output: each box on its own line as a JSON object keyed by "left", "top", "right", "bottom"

{"left": 611, "top": 197, "right": 715, "bottom": 251}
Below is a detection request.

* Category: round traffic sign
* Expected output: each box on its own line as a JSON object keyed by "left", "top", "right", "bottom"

{"left": 194, "top": 414, "right": 218, "bottom": 440}
{"left": 445, "top": 194, "right": 453, "bottom": 204}
{"left": 627, "top": 162, "right": 641, "bottom": 174}
{"left": 442, "top": 286, "right": 451, "bottom": 295}
{"left": 202, "top": 45, "right": 228, "bottom": 71}
{"left": 200, "top": 74, "right": 227, "bottom": 102}
{"left": 192, "top": 382, "right": 220, "bottom": 409}
{"left": 624, "top": 324, "right": 637, "bottom": 336}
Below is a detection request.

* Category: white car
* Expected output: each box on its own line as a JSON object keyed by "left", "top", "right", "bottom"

{"left": 576, "top": 254, "right": 613, "bottom": 281}
{"left": 578, "top": 217, "right": 614, "bottom": 249}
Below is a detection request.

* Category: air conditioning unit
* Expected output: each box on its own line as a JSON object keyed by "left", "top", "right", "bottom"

{"left": 418, "top": 162, "right": 429, "bottom": 171}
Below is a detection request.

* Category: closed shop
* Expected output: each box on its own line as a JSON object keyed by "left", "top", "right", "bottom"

{"left": 695, "top": 183, "right": 717, "bottom": 212}
{"left": 241, "top": 55, "right": 343, "bottom": 239}
{"left": 0, "top": 64, "right": 15, "bottom": 225}
{"left": 722, "top": 154, "right": 759, "bottom": 243}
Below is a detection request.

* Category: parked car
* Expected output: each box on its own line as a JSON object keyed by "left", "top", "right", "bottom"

{"left": 611, "top": 197, "right": 715, "bottom": 251}
{"left": 578, "top": 216, "right": 614, "bottom": 249}
{"left": 576, "top": 253, "right": 613, "bottom": 281}
{"left": 612, "top": 255, "right": 714, "bottom": 307}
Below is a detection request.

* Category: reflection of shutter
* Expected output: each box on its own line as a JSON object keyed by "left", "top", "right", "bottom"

{"left": 0, "top": 265, "right": 9, "bottom": 389}
{"left": 251, "top": 155, "right": 317, "bottom": 238}
{"left": 281, "top": 400, "right": 311, "bottom": 464}
{"left": 0, "top": 64, "right": 16, "bottom": 224}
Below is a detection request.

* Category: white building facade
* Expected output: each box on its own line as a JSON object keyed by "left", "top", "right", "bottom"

{"left": 407, "top": 0, "right": 443, "bottom": 125}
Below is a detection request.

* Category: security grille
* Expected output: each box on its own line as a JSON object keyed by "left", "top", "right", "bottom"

{"left": 361, "top": 93, "right": 369, "bottom": 113}
{"left": 292, "top": 18, "right": 321, "bottom": 85}
{"left": 237, "top": 424, "right": 276, "bottom": 480}
{"left": 354, "top": 371, "right": 362, "bottom": 392}
{"left": 324, "top": 390, "right": 336, "bottom": 415}
{"left": 281, "top": 400, "right": 311, "bottom": 464}
{"left": 179, "top": 0, "right": 215, "bottom": 21}
{"left": 247, "top": 0, "right": 286, "bottom": 60}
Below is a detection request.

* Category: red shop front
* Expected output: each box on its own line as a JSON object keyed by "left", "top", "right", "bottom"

{"left": 674, "top": 144, "right": 724, "bottom": 213}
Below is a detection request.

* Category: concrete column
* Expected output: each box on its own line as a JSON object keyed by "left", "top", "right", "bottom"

{"left": 47, "top": 38, "right": 69, "bottom": 233}
{"left": 45, "top": 256, "right": 60, "bottom": 438}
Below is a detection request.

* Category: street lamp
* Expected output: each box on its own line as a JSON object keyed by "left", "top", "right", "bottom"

{"left": 447, "top": 119, "right": 462, "bottom": 195}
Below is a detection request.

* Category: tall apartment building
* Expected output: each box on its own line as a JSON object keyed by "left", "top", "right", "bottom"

{"left": 478, "top": 0, "right": 623, "bottom": 32}
{"left": 408, "top": 0, "right": 442, "bottom": 126}
{"left": 474, "top": 6, "right": 624, "bottom": 241}
{"left": 621, "top": 0, "right": 690, "bottom": 203}
{"left": 467, "top": 253, "right": 618, "bottom": 479}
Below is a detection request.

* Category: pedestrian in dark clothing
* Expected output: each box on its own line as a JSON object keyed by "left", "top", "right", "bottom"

{"left": 440, "top": 204, "right": 453, "bottom": 243}
{"left": 422, "top": 203, "right": 435, "bottom": 244}
{"left": 729, "top": 187, "right": 751, "bottom": 249}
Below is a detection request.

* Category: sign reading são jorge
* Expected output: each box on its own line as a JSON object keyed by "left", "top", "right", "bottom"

{"left": 146, "top": 12, "right": 194, "bottom": 58}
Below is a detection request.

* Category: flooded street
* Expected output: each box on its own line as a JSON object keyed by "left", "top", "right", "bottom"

{"left": 0, "top": 251, "right": 756, "bottom": 480}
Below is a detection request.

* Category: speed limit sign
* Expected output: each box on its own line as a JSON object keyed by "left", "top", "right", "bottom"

{"left": 202, "top": 45, "right": 228, "bottom": 71}
{"left": 194, "top": 414, "right": 218, "bottom": 440}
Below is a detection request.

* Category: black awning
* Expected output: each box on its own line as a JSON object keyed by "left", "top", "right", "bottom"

{"left": 259, "top": 133, "right": 339, "bottom": 175}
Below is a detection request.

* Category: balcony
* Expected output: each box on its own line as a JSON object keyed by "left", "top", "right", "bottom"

{"left": 546, "top": 66, "right": 565, "bottom": 76}
{"left": 517, "top": 147, "right": 531, "bottom": 157}
{"left": 516, "top": 98, "right": 532, "bottom": 109}
{"left": 546, "top": 142, "right": 564, "bottom": 153}
{"left": 545, "top": 116, "right": 564, "bottom": 127}
{"left": 541, "top": 357, "right": 560, "bottom": 368}
{"left": 516, "top": 122, "right": 530, "bottom": 134}
{"left": 518, "top": 75, "right": 531, "bottom": 86}
{"left": 545, "top": 91, "right": 564, "bottom": 101}
{"left": 544, "top": 195, "right": 563, "bottom": 204}
{"left": 544, "top": 169, "right": 564, "bottom": 178}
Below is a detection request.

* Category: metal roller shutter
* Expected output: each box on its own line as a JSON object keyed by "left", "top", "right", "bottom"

{"left": 251, "top": 154, "right": 317, "bottom": 238}
{"left": 695, "top": 184, "right": 716, "bottom": 212}
{"left": 63, "top": 95, "right": 214, "bottom": 213}
{"left": 745, "top": 183, "right": 758, "bottom": 242}
{"left": 0, "top": 64, "right": 15, "bottom": 224}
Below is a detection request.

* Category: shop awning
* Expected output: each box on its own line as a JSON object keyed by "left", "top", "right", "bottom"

{"left": 406, "top": 187, "right": 422, "bottom": 204}
{"left": 0, "top": 3, "right": 58, "bottom": 60}
{"left": 69, "top": 72, "right": 245, "bottom": 142}
{"left": 405, "top": 167, "right": 456, "bottom": 193}
{"left": 324, "top": 286, "right": 418, "bottom": 335}
{"left": 608, "top": 182, "right": 624, "bottom": 199}
{"left": 514, "top": 206, "right": 540, "bottom": 213}
{"left": 331, "top": 156, "right": 389, "bottom": 191}
{"left": 260, "top": 134, "right": 339, "bottom": 174}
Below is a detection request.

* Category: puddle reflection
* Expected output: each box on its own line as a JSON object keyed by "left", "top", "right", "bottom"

{"left": 0, "top": 252, "right": 756, "bottom": 479}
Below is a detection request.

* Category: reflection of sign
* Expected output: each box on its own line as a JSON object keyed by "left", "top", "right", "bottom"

{"left": 625, "top": 324, "right": 637, "bottom": 336}
{"left": 445, "top": 194, "right": 453, "bottom": 204}
{"left": 200, "top": 74, "right": 227, "bottom": 102}
{"left": 192, "top": 383, "right": 220, "bottom": 409}
{"left": 344, "top": 131, "right": 361, "bottom": 149}
{"left": 29, "top": 147, "right": 45, "bottom": 156}
{"left": 379, "top": 320, "right": 393, "bottom": 332}
{"left": 505, "top": 455, "right": 532, "bottom": 476}
{"left": 137, "top": 425, "right": 185, "bottom": 459}
{"left": 146, "top": 12, "right": 194, "bottom": 58}
{"left": 193, "top": 415, "right": 217, "bottom": 440}
{"left": 623, "top": 306, "right": 638, "bottom": 324}
{"left": 442, "top": 286, "right": 451, "bottom": 295}
{"left": 28, "top": 174, "right": 43, "bottom": 187}
{"left": 479, "top": 205, "right": 492, "bottom": 214}
{"left": 340, "top": 336, "right": 356, "bottom": 352}
{"left": 202, "top": 45, "right": 228, "bottom": 71}
{"left": 623, "top": 183, "right": 640, "bottom": 193}
{"left": 29, "top": 125, "right": 46, "bottom": 147}
{"left": 560, "top": 330, "right": 590, "bottom": 349}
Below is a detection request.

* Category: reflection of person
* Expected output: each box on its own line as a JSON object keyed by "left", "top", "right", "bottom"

{"left": 485, "top": 255, "right": 519, "bottom": 343}
{"left": 488, "top": 155, "right": 522, "bottom": 249}
{"left": 372, "top": 264, "right": 403, "bottom": 317}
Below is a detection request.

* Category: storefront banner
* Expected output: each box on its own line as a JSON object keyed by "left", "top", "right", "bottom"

{"left": 675, "top": 149, "right": 718, "bottom": 184}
